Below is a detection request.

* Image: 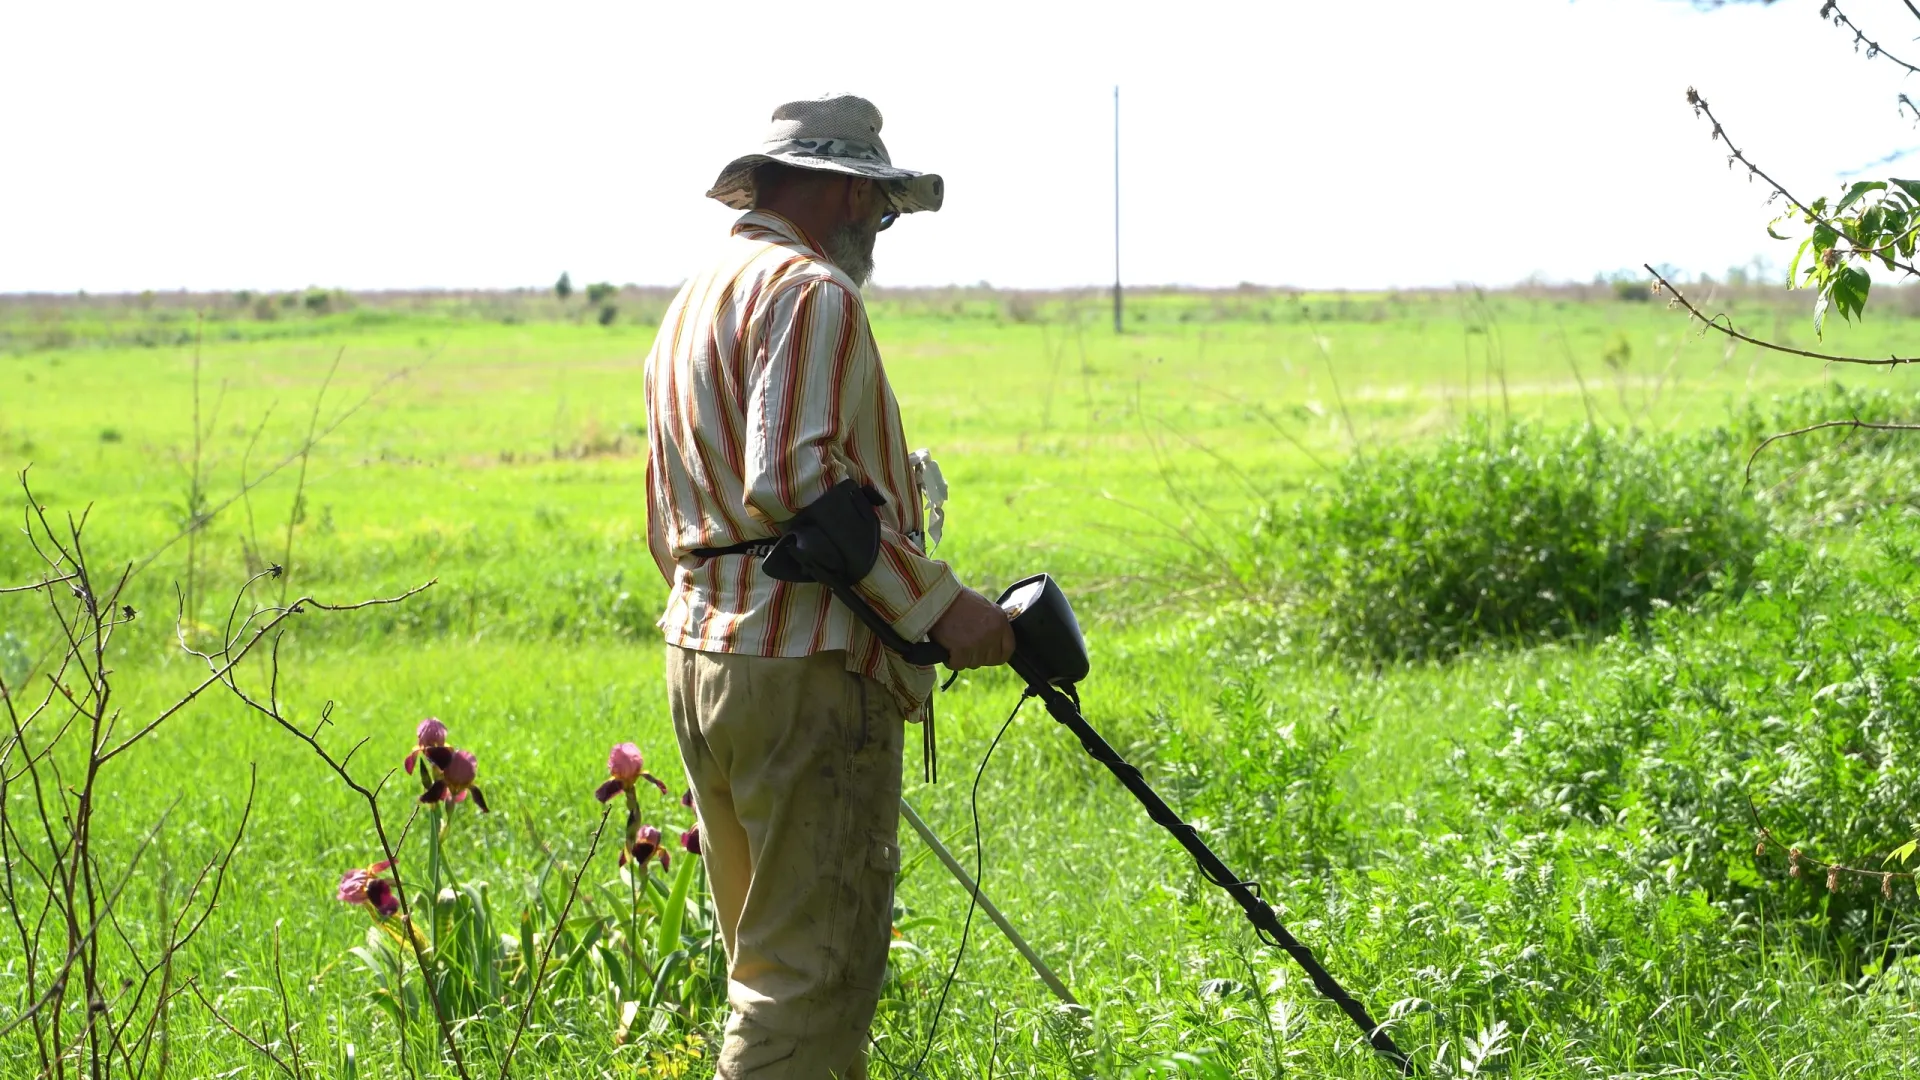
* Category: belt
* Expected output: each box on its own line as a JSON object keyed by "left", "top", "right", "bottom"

{"left": 686, "top": 531, "right": 940, "bottom": 783}
{"left": 688, "top": 537, "right": 777, "bottom": 559}
{"left": 691, "top": 531, "right": 926, "bottom": 559}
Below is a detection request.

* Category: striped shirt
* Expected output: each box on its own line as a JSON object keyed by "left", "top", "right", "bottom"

{"left": 643, "top": 209, "right": 962, "bottom": 713}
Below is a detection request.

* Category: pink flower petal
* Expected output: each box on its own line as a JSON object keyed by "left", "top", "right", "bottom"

{"left": 336, "top": 869, "right": 370, "bottom": 905}
{"left": 608, "top": 742, "right": 643, "bottom": 783}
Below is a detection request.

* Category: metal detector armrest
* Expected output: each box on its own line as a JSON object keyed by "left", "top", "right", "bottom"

{"left": 760, "top": 479, "right": 951, "bottom": 667}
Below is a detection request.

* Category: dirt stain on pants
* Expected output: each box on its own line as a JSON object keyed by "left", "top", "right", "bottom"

{"left": 667, "top": 646, "right": 904, "bottom": 1080}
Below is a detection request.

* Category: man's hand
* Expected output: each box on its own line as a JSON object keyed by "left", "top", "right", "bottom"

{"left": 929, "top": 588, "right": 1015, "bottom": 671}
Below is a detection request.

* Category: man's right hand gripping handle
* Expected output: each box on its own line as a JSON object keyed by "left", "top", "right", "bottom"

{"left": 930, "top": 587, "right": 1016, "bottom": 671}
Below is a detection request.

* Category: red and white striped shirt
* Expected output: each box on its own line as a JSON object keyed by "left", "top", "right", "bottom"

{"left": 644, "top": 210, "right": 962, "bottom": 713}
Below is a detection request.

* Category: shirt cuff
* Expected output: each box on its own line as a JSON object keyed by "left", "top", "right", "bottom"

{"left": 890, "top": 564, "right": 965, "bottom": 646}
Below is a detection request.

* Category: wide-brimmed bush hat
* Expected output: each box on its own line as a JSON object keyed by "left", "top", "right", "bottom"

{"left": 706, "top": 93, "right": 944, "bottom": 214}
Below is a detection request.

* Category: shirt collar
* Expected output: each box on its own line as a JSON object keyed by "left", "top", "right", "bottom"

{"left": 733, "top": 209, "right": 828, "bottom": 258}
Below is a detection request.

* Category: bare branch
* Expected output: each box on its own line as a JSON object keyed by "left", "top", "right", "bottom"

{"left": 97, "top": 579, "right": 436, "bottom": 764}
{"left": 0, "top": 802, "right": 175, "bottom": 1041}
{"left": 0, "top": 572, "right": 78, "bottom": 596}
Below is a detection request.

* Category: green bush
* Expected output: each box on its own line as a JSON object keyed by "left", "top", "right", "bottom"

{"left": 1739, "top": 382, "right": 1920, "bottom": 524}
{"left": 1474, "top": 535, "right": 1920, "bottom": 956}
{"left": 1270, "top": 419, "right": 1768, "bottom": 661}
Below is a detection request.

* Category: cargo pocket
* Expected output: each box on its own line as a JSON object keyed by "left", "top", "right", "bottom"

{"left": 847, "top": 830, "right": 902, "bottom": 995}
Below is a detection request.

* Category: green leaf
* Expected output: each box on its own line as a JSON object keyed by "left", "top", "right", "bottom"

{"left": 1833, "top": 264, "right": 1871, "bottom": 324}
{"left": 518, "top": 908, "right": 537, "bottom": 991}
{"left": 1892, "top": 178, "right": 1920, "bottom": 203}
{"left": 1887, "top": 839, "right": 1918, "bottom": 867}
{"left": 657, "top": 852, "right": 698, "bottom": 957}
{"left": 1836, "top": 179, "right": 1886, "bottom": 213}
{"left": 1788, "top": 236, "right": 1814, "bottom": 285}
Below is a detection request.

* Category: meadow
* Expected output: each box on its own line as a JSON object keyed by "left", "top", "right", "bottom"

{"left": 3, "top": 281, "right": 1919, "bottom": 1078}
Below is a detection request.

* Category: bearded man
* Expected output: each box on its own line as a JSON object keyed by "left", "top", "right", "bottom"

{"left": 643, "top": 94, "right": 1014, "bottom": 1078}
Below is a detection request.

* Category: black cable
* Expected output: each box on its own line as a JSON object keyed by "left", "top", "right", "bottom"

{"left": 873, "top": 690, "right": 1028, "bottom": 1078}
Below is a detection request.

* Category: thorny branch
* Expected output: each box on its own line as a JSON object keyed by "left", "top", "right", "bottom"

{"left": 1744, "top": 418, "right": 1920, "bottom": 481}
{"left": 1685, "top": 90, "right": 1920, "bottom": 278}
{"left": 1747, "top": 797, "right": 1916, "bottom": 901}
{"left": 1645, "top": 265, "right": 1920, "bottom": 368}
{"left": 1818, "top": 1, "right": 1920, "bottom": 78}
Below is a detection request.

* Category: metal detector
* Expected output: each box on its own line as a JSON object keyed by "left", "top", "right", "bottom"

{"left": 731, "top": 481, "right": 1413, "bottom": 1074}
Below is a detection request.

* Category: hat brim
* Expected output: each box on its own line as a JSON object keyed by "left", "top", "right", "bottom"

{"left": 706, "top": 152, "right": 943, "bottom": 214}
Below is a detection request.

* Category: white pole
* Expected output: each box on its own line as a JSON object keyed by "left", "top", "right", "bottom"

{"left": 1113, "top": 85, "right": 1122, "bottom": 335}
{"left": 898, "top": 798, "right": 1078, "bottom": 1005}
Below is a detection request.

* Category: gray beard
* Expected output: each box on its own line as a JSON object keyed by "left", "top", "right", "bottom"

{"left": 824, "top": 222, "right": 876, "bottom": 287}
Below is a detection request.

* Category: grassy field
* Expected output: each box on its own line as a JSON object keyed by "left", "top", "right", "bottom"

{"left": 3, "top": 284, "right": 1919, "bottom": 1078}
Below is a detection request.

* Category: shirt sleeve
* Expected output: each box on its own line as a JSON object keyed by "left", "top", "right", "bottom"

{"left": 742, "top": 278, "right": 962, "bottom": 642}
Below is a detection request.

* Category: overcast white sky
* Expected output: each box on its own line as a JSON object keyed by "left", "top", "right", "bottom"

{"left": 5, "top": 0, "right": 1919, "bottom": 292}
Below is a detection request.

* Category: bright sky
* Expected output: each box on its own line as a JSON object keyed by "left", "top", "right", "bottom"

{"left": 5, "top": 0, "right": 1919, "bottom": 293}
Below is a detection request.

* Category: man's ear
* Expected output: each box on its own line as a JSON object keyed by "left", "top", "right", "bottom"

{"left": 844, "top": 177, "right": 874, "bottom": 218}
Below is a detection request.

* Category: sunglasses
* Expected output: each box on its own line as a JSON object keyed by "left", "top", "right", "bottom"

{"left": 878, "top": 209, "right": 900, "bottom": 232}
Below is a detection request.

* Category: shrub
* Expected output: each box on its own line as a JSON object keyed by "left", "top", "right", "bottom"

{"left": 1271, "top": 419, "right": 1767, "bottom": 661}
{"left": 1474, "top": 536, "right": 1920, "bottom": 957}
{"left": 1737, "top": 382, "right": 1920, "bottom": 524}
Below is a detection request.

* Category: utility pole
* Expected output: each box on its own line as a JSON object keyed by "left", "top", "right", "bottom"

{"left": 1112, "top": 85, "right": 1122, "bottom": 334}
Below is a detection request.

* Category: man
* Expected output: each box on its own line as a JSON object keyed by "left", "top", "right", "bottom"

{"left": 643, "top": 94, "right": 1014, "bottom": 1078}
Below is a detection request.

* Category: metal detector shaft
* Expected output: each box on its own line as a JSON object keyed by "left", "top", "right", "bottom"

{"left": 1011, "top": 656, "right": 1412, "bottom": 1074}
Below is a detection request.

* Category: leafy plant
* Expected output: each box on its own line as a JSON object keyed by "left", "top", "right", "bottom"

{"left": 1474, "top": 535, "right": 1920, "bottom": 960}
{"left": 1268, "top": 419, "right": 1767, "bottom": 662}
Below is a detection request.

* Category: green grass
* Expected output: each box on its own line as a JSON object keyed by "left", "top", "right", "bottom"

{"left": 3, "top": 286, "right": 1919, "bottom": 1078}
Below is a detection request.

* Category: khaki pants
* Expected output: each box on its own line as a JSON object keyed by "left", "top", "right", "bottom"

{"left": 667, "top": 646, "right": 904, "bottom": 1080}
